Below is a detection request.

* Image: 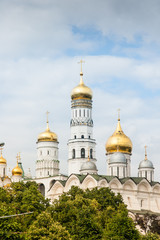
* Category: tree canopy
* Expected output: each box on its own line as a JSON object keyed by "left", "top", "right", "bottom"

{"left": 0, "top": 183, "right": 159, "bottom": 240}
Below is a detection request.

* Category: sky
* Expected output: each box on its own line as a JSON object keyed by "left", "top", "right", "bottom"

{"left": 0, "top": 0, "right": 160, "bottom": 180}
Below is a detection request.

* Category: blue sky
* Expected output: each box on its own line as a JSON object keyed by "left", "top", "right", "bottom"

{"left": 0, "top": 0, "right": 160, "bottom": 180}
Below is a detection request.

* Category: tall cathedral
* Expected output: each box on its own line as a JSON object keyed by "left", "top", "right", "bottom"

{"left": 0, "top": 64, "right": 159, "bottom": 214}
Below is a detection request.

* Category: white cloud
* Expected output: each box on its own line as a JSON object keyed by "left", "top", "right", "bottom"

{"left": 0, "top": 1, "right": 160, "bottom": 181}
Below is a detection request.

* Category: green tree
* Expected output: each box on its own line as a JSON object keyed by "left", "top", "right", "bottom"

{"left": 26, "top": 211, "right": 71, "bottom": 240}
{"left": 141, "top": 232, "right": 160, "bottom": 240}
{"left": 0, "top": 181, "right": 49, "bottom": 240}
{"left": 49, "top": 186, "right": 140, "bottom": 240}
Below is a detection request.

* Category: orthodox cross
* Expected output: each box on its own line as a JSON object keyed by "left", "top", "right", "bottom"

{"left": 144, "top": 145, "right": 147, "bottom": 160}
{"left": 46, "top": 111, "right": 50, "bottom": 123}
{"left": 78, "top": 59, "right": 85, "bottom": 73}
{"left": 117, "top": 108, "right": 120, "bottom": 120}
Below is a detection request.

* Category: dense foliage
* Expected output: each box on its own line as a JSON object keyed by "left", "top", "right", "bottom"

{"left": 0, "top": 182, "right": 159, "bottom": 239}
{"left": 0, "top": 182, "right": 49, "bottom": 240}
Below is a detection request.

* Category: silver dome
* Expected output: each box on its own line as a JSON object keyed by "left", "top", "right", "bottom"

{"left": 110, "top": 152, "right": 126, "bottom": 164}
{"left": 81, "top": 161, "right": 97, "bottom": 171}
{"left": 139, "top": 159, "right": 154, "bottom": 169}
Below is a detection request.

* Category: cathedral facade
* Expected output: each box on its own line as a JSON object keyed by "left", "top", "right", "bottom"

{"left": 0, "top": 66, "right": 160, "bottom": 214}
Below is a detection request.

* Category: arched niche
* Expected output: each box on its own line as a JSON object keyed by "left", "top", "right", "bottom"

{"left": 98, "top": 179, "right": 108, "bottom": 188}
{"left": 81, "top": 175, "right": 97, "bottom": 190}
{"left": 138, "top": 180, "right": 151, "bottom": 192}
{"left": 123, "top": 179, "right": 136, "bottom": 191}
{"left": 65, "top": 175, "right": 80, "bottom": 192}
{"left": 109, "top": 178, "right": 122, "bottom": 190}
{"left": 152, "top": 184, "right": 160, "bottom": 194}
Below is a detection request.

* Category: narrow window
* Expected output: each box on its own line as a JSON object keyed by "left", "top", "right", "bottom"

{"left": 75, "top": 110, "right": 77, "bottom": 117}
{"left": 150, "top": 172, "right": 152, "bottom": 181}
{"left": 90, "top": 149, "right": 93, "bottom": 159}
{"left": 48, "top": 171, "right": 49, "bottom": 176}
{"left": 123, "top": 167, "right": 125, "bottom": 177}
{"left": 47, "top": 151, "right": 49, "bottom": 155}
{"left": 3, "top": 168, "right": 5, "bottom": 177}
{"left": 84, "top": 109, "right": 85, "bottom": 117}
{"left": 111, "top": 167, "right": 113, "bottom": 176}
{"left": 145, "top": 171, "right": 147, "bottom": 179}
{"left": 40, "top": 151, "right": 42, "bottom": 155}
{"left": 74, "top": 135, "right": 76, "bottom": 139}
{"left": 81, "top": 135, "right": 84, "bottom": 139}
{"left": 117, "top": 167, "right": 119, "bottom": 177}
{"left": 72, "top": 149, "right": 75, "bottom": 158}
{"left": 87, "top": 110, "right": 89, "bottom": 117}
{"left": 81, "top": 148, "right": 85, "bottom": 158}
{"left": 79, "top": 109, "right": 81, "bottom": 117}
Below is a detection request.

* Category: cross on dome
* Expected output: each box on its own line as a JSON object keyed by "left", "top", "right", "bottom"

{"left": 144, "top": 145, "right": 148, "bottom": 160}
{"left": 117, "top": 108, "right": 120, "bottom": 121}
{"left": 78, "top": 59, "right": 85, "bottom": 75}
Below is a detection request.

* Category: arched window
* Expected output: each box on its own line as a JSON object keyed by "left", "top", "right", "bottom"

{"left": 84, "top": 109, "right": 85, "bottom": 117}
{"left": 74, "top": 135, "right": 76, "bottom": 139}
{"left": 81, "top": 148, "right": 85, "bottom": 158}
{"left": 3, "top": 168, "right": 5, "bottom": 177}
{"left": 79, "top": 110, "right": 81, "bottom": 117}
{"left": 72, "top": 149, "right": 75, "bottom": 158}
{"left": 89, "top": 135, "right": 90, "bottom": 139}
{"left": 81, "top": 135, "right": 84, "bottom": 139}
{"left": 47, "top": 150, "right": 49, "bottom": 155}
{"left": 90, "top": 149, "right": 93, "bottom": 159}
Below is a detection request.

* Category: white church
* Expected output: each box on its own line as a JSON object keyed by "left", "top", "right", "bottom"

{"left": 0, "top": 64, "right": 160, "bottom": 214}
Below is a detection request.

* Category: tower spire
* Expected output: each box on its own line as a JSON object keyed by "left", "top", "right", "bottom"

{"left": 78, "top": 59, "right": 85, "bottom": 84}
{"left": 144, "top": 145, "right": 147, "bottom": 160}
{"left": 46, "top": 111, "right": 50, "bottom": 131}
{"left": 118, "top": 108, "right": 120, "bottom": 121}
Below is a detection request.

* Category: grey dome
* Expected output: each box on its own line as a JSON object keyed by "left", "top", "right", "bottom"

{"left": 139, "top": 159, "right": 154, "bottom": 169}
{"left": 81, "top": 161, "right": 97, "bottom": 171}
{"left": 110, "top": 152, "right": 126, "bottom": 164}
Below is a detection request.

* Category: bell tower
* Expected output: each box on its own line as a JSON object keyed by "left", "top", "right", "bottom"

{"left": 68, "top": 61, "right": 97, "bottom": 175}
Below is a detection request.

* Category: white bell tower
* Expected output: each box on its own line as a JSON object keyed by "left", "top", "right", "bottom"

{"left": 68, "top": 61, "right": 97, "bottom": 175}
{"left": 36, "top": 112, "right": 59, "bottom": 178}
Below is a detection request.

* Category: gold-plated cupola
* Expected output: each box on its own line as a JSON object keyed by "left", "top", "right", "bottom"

{"left": 71, "top": 60, "right": 92, "bottom": 100}
{"left": 105, "top": 113, "right": 132, "bottom": 154}
{"left": 38, "top": 112, "right": 58, "bottom": 142}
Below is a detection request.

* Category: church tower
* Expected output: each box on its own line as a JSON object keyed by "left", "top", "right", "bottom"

{"left": 36, "top": 113, "right": 59, "bottom": 178}
{"left": 68, "top": 61, "right": 97, "bottom": 175}
{"left": 105, "top": 113, "right": 132, "bottom": 177}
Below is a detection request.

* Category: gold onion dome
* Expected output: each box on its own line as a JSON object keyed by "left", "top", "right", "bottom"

{"left": 106, "top": 117, "right": 132, "bottom": 154}
{"left": 12, "top": 162, "right": 23, "bottom": 176}
{"left": 71, "top": 72, "right": 92, "bottom": 100}
{"left": 0, "top": 152, "right": 6, "bottom": 164}
{"left": 38, "top": 120, "right": 57, "bottom": 142}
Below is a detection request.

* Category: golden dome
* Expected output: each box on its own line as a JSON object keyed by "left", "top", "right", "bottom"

{"left": 12, "top": 162, "right": 23, "bottom": 176}
{"left": 0, "top": 153, "right": 6, "bottom": 164}
{"left": 105, "top": 118, "right": 132, "bottom": 154}
{"left": 38, "top": 121, "right": 58, "bottom": 142}
{"left": 71, "top": 72, "right": 92, "bottom": 100}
